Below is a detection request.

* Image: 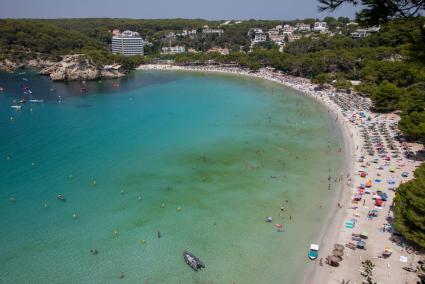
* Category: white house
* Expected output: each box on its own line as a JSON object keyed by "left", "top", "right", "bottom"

{"left": 296, "top": 23, "right": 311, "bottom": 32}
{"left": 202, "top": 25, "right": 224, "bottom": 35}
{"left": 313, "top": 22, "right": 328, "bottom": 33}
{"left": 161, "top": 46, "right": 186, "bottom": 54}
{"left": 253, "top": 33, "right": 267, "bottom": 43}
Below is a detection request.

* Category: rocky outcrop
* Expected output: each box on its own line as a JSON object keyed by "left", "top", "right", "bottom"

{"left": 38, "top": 54, "right": 125, "bottom": 81}
{"left": 39, "top": 54, "right": 99, "bottom": 81}
{"left": 0, "top": 59, "right": 25, "bottom": 72}
{"left": 100, "top": 68, "right": 126, "bottom": 79}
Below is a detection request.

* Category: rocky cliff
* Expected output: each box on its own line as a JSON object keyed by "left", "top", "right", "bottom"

{"left": 39, "top": 54, "right": 125, "bottom": 81}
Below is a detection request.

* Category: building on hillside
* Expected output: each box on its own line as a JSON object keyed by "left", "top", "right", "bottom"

{"left": 207, "top": 47, "right": 230, "bottom": 55}
{"left": 253, "top": 33, "right": 267, "bottom": 43}
{"left": 313, "top": 22, "right": 328, "bottom": 33}
{"left": 347, "top": 21, "right": 359, "bottom": 26}
{"left": 267, "top": 28, "right": 280, "bottom": 36}
{"left": 287, "top": 34, "right": 301, "bottom": 42}
{"left": 351, "top": 29, "right": 368, "bottom": 38}
{"left": 351, "top": 26, "right": 381, "bottom": 38}
{"left": 269, "top": 34, "right": 285, "bottom": 45}
{"left": 112, "top": 30, "right": 144, "bottom": 56}
{"left": 282, "top": 24, "right": 294, "bottom": 35}
{"left": 164, "top": 32, "right": 176, "bottom": 40}
{"left": 296, "top": 23, "right": 311, "bottom": 32}
{"left": 181, "top": 29, "right": 197, "bottom": 36}
{"left": 202, "top": 25, "right": 224, "bottom": 35}
{"left": 161, "top": 46, "right": 186, "bottom": 54}
{"left": 112, "top": 29, "right": 121, "bottom": 36}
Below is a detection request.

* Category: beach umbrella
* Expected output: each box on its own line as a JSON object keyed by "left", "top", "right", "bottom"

{"left": 333, "top": 249, "right": 344, "bottom": 257}
{"left": 360, "top": 232, "right": 368, "bottom": 239}
{"left": 334, "top": 244, "right": 345, "bottom": 251}
{"left": 275, "top": 223, "right": 283, "bottom": 228}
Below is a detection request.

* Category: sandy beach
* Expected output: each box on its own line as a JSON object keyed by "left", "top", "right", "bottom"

{"left": 137, "top": 64, "right": 423, "bottom": 283}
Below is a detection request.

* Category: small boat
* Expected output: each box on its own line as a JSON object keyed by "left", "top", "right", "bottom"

{"left": 29, "top": 99, "right": 44, "bottom": 103}
{"left": 183, "top": 251, "right": 205, "bottom": 271}
{"left": 10, "top": 105, "right": 22, "bottom": 110}
{"left": 308, "top": 244, "right": 319, "bottom": 260}
{"left": 57, "top": 194, "right": 66, "bottom": 202}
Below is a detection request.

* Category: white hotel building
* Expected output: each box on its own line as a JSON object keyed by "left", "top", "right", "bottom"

{"left": 112, "top": 30, "right": 144, "bottom": 56}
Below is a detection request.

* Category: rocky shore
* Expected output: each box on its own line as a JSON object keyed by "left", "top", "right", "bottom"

{"left": 0, "top": 54, "right": 125, "bottom": 81}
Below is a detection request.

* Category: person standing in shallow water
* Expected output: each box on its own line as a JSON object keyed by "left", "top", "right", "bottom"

{"left": 157, "top": 230, "right": 161, "bottom": 239}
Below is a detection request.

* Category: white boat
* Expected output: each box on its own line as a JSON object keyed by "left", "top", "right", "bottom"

{"left": 308, "top": 244, "right": 319, "bottom": 260}
{"left": 10, "top": 105, "right": 22, "bottom": 110}
{"left": 29, "top": 99, "right": 44, "bottom": 103}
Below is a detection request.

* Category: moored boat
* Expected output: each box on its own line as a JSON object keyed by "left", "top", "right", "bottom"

{"left": 10, "top": 105, "right": 22, "bottom": 110}
{"left": 308, "top": 244, "right": 319, "bottom": 260}
{"left": 183, "top": 251, "right": 205, "bottom": 271}
{"left": 29, "top": 99, "right": 44, "bottom": 103}
{"left": 57, "top": 194, "right": 66, "bottom": 202}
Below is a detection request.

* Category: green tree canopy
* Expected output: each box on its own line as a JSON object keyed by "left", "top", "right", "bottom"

{"left": 394, "top": 163, "right": 425, "bottom": 249}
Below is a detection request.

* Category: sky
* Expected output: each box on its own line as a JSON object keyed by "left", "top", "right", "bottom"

{"left": 0, "top": 0, "right": 359, "bottom": 20}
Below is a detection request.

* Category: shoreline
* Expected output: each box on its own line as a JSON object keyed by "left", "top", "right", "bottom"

{"left": 137, "top": 64, "right": 423, "bottom": 283}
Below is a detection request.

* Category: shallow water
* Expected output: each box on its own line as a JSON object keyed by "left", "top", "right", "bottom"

{"left": 0, "top": 70, "right": 344, "bottom": 283}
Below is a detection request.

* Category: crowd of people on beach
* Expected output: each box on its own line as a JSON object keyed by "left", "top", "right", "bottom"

{"left": 139, "top": 64, "right": 425, "bottom": 283}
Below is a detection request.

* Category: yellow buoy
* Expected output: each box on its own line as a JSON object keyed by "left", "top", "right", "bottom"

{"left": 113, "top": 230, "right": 119, "bottom": 236}
{"left": 177, "top": 207, "right": 182, "bottom": 212}
{"left": 140, "top": 239, "right": 146, "bottom": 244}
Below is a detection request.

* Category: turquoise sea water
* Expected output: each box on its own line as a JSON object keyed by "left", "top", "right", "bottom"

{"left": 0, "top": 70, "right": 344, "bottom": 284}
